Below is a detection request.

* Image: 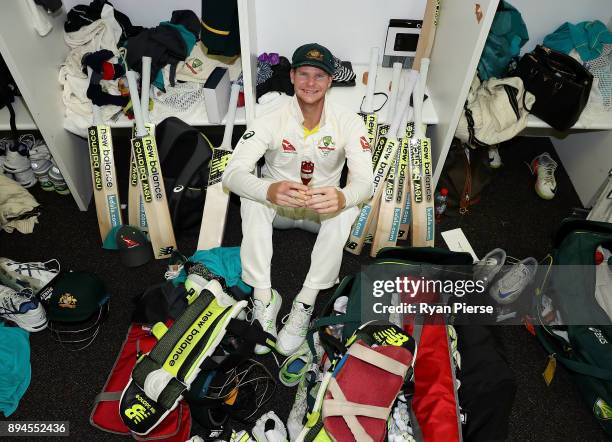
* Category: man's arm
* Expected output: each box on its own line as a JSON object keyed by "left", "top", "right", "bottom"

{"left": 222, "top": 121, "right": 274, "bottom": 204}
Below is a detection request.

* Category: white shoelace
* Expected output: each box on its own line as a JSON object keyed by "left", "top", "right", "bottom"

{"left": 282, "top": 303, "right": 312, "bottom": 336}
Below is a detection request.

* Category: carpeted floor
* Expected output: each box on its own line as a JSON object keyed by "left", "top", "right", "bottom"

{"left": 0, "top": 133, "right": 607, "bottom": 441}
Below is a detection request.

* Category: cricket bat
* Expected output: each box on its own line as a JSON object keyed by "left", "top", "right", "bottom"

{"left": 364, "top": 62, "right": 403, "bottom": 245}
{"left": 371, "top": 105, "right": 414, "bottom": 256}
{"left": 196, "top": 82, "right": 241, "bottom": 251}
{"left": 408, "top": 0, "right": 440, "bottom": 247}
{"left": 126, "top": 70, "right": 177, "bottom": 259}
{"left": 345, "top": 71, "right": 417, "bottom": 255}
{"left": 370, "top": 63, "right": 406, "bottom": 256}
{"left": 87, "top": 67, "right": 123, "bottom": 243}
{"left": 127, "top": 57, "right": 153, "bottom": 238}
{"left": 398, "top": 107, "right": 414, "bottom": 240}
{"left": 360, "top": 47, "right": 380, "bottom": 149}
{"left": 409, "top": 60, "right": 435, "bottom": 247}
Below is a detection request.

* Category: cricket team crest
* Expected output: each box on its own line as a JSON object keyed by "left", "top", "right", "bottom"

{"left": 306, "top": 49, "right": 324, "bottom": 61}
{"left": 58, "top": 293, "right": 77, "bottom": 309}
{"left": 360, "top": 135, "right": 371, "bottom": 152}
{"left": 317, "top": 135, "right": 336, "bottom": 156}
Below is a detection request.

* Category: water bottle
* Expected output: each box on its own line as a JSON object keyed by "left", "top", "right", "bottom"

{"left": 435, "top": 188, "right": 449, "bottom": 222}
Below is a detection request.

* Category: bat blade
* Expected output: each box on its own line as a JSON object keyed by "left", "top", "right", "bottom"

{"left": 197, "top": 82, "right": 241, "bottom": 251}
{"left": 131, "top": 132, "right": 176, "bottom": 259}
{"left": 88, "top": 123, "right": 122, "bottom": 242}
{"left": 128, "top": 130, "right": 148, "bottom": 238}
{"left": 398, "top": 121, "right": 414, "bottom": 240}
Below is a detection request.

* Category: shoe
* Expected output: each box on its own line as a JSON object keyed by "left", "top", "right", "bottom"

{"left": 279, "top": 340, "right": 314, "bottom": 387}
{"left": 230, "top": 430, "right": 254, "bottom": 442}
{"left": 31, "top": 158, "right": 54, "bottom": 191}
{"left": 0, "top": 285, "right": 48, "bottom": 332}
{"left": 0, "top": 257, "right": 60, "bottom": 293}
{"left": 3, "top": 136, "right": 36, "bottom": 188}
{"left": 287, "top": 363, "right": 320, "bottom": 441}
{"left": 277, "top": 300, "right": 314, "bottom": 356}
{"left": 488, "top": 146, "right": 502, "bottom": 168}
{"left": 27, "top": 137, "right": 51, "bottom": 161}
{"left": 473, "top": 248, "right": 507, "bottom": 288}
{"left": 387, "top": 394, "right": 416, "bottom": 442}
{"left": 530, "top": 152, "right": 558, "bottom": 200}
{"left": 332, "top": 56, "right": 356, "bottom": 83}
{"left": 489, "top": 257, "right": 538, "bottom": 305}
{"left": 48, "top": 162, "right": 70, "bottom": 195}
{"left": 252, "top": 411, "right": 288, "bottom": 442}
{"left": 252, "top": 289, "right": 282, "bottom": 355}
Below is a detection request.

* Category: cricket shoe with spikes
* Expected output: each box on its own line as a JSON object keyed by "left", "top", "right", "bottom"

{"left": 489, "top": 257, "right": 538, "bottom": 305}
{"left": 0, "top": 258, "right": 60, "bottom": 293}
{"left": 251, "top": 289, "right": 282, "bottom": 355}
{"left": 277, "top": 300, "right": 314, "bottom": 356}
{"left": 530, "top": 152, "right": 558, "bottom": 200}
{"left": 0, "top": 285, "right": 48, "bottom": 332}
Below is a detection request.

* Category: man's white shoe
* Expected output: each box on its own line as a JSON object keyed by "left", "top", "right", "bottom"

{"left": 489, "top": 257, "right": 538, "bottom": 305}
{"left": 277, "top": 300, "right": 314, "bottom": 356}
{"left": 0, "top": 258, "right": 60, "bottom": 293}
{"left": 0, "top": 285, "right": 48, "bottom": 332}
{"left": 530, "top": 152, "right": 558, "bottom": 200}
{"left": 488, "top": 146, "right": 502, "bottom": 169}
{"left": 252, "top": 289, "right": 282, "bottom": 355}
{"left": 473, "top": 248, "right": 507, "bottom": 288}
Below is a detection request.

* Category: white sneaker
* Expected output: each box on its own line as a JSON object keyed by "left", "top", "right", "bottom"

{"left": 530, "top": 152, "right": 558, "bottom": 200}
{"left": 48, "top": 163, "right": 70, "bottom": 195}
{"left": 277, "top": 300, "right": 314, "bottom": 356}
{"left": 252, "top": 289, "right": 282, "bottom": 355}
{"left": 4, "top": 144, "right": 36, "bottom": 188}
{"left": 252, "top": 411, "right": 288, "bottom": 442}
{"left": 0, "top": 258, "right": 60, "bottom": 293}
{"left": 489, "top": 257, "right": 538, "bottom": 305}
{"left": 488, "top": 146, "right": 502, "bottom": 169}
{"left": 0, "top": 285, "right": 47, "bottom": 332}
{"left": 28, "top": 137, "right": 51, "bottom": 161}
{"left": 473, "top": 248, "right": 507, "bottom": 288}
{"left": 31, "top": 158, "right": 54, "bottom": 191}
{"left": 387, "top": 394, "right": 416, "bottom": 442}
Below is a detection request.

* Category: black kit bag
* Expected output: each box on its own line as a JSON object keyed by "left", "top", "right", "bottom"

{"left": 155, "top": 117, "right": 213, "bottom": 233}
{"left": 514, "top": 45, "right": 593, "bottom": 131}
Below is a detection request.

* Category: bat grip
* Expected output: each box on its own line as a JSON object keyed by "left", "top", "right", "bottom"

{"left": 221, "top": 82, "right": 241, "bottom": 149}
{"left": 414, "top": 58, "right": 430, "bottom": 137}
{"left": 386, "top": 62, "right": 403, "bottom": 121}
{"left": 127, "top": 70, "right": 146, "bottom": 136}
{"left": 390, "top": 70, "right": 418, "bottom": 138}
{"left": 141, "top": 56, "right": 152, "bottom": 123}
{"left": 87, "top": 67, "right": 102, "bottom": 125}
{"left": 363, "top": 47, "right": 379, "bottom": 113}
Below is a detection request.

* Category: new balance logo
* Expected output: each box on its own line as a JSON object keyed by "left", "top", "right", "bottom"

{"left": 124, "top": 404, "right": 149, "bottom": 423}
{"left": 159, "top": 246, "right": 175, "bottom": 256}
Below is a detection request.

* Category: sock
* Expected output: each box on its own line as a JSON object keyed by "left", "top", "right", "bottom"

{"left": 296, "top": 286, "right": 319, "bottom": 306}
{"left": 254, "top": 287, "right": 271, "bottom": 304}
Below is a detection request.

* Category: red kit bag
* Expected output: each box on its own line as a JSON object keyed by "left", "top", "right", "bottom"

{"left": 90, "top": 323, "right": 191, "bottom": 441}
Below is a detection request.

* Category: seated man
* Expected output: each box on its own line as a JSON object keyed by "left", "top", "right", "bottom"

{"left": 223, "top": 43, "right": 373, "bottom": 355}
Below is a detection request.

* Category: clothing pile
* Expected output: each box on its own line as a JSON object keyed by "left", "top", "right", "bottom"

{"left": 59, "top": 1, "right": 242, "bottom": 136}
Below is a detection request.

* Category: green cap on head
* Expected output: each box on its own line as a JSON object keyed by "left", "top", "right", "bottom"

{"left": 291, "top": 43, "right": 334, "bottom": 75}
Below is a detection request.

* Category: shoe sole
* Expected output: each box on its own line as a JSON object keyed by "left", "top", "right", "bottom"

{"left": 2, "top": 315, "right": 48, "bottom": 332}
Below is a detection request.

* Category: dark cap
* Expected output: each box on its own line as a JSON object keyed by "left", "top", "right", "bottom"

{"left": 291, "top": 43, "right": 334, "bottom": 75}
{"left": 116, "top": 225, "right": 153, "bottom": 268}
{"left": 40, "top": 271, "right": 110, "bottom": 323}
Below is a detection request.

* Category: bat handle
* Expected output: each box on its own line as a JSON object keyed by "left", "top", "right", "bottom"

{"left": 220, "top": 82, "right": 241, "bottom": 149}
{"left": 126, "top": 70, "right": 146, "bottom": 137}
{"left": 363, "top": 47, "right": 379, "bottom": 113}
{"left": 390, "top": 70, "right": 418, "bottom": 138}
{"left": 414, "top": 58, "right": 430, "bottom": 137}
{"left": 386, "top": 62, "right": 403, "bottom": 120}
{"left": 87, "top": 67, "right": 102, "bottom": 125}
{"left": 141, "top": 56, "right": 152, "bottom": 123}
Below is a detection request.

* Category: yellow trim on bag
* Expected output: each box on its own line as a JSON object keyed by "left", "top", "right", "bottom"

{"left": 201, "top": 19, "right": 230, "bottom": 36}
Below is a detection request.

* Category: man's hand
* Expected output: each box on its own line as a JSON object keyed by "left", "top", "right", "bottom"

{"left": 305, "top": 187, "right": 346, "bottom": 214}
{"left": 267, "top": 181, "right": 309, "bottom": 208}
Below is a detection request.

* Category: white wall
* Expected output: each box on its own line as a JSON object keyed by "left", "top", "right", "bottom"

{"left": 254, "top": 0, "right": 425, "bottom": 63}
{"left": 61, "top": 0, "right": 201, "bottom": 28}
{"left": 510, "top": 0, "right": 612, "bottom": 52}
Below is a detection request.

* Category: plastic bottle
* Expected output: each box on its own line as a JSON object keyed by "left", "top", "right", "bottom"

{"left": 435, "top": 188, "right": 449, "bottom": 222}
